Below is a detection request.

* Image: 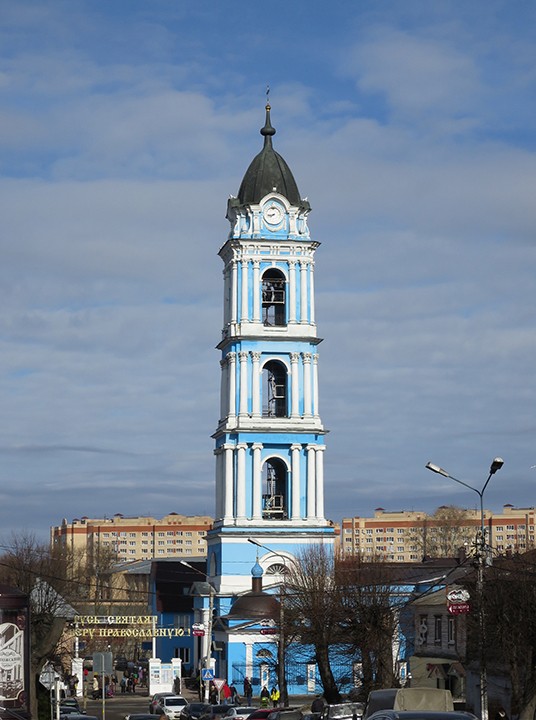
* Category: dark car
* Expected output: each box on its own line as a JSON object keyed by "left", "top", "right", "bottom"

{"left": 247, "top": 711, "right": 274, "bottom": 720}
{"left": 127, "top": 715, "right": 157, "bottom": 720}
{"left": 267, "top": 709, "right": 303, "bottom": 720}
{"left": 180, "top": 704, "right": 212, "bottom": 720}
{"left": 60, "top": 700, "right": 81, "bottom": 712}
{"left": 59, "top": 707, "right": 85, "bottom": 717}
{"left": 199, "top": 706, "right": 229, "bottom": 720}
{"left": 367, "top": 713, "right": 478, "bottom": 720}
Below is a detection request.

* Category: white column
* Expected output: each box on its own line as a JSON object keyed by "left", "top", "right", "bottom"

{"left": 291, "top": 444, "right": 302, "bottom": 520}
{"left": 239, "top": 351, "right": 249, "bottom": 416}
{"left": 313, "top": 353, "right": 320, "bottom": 418}
{"left": 214, "top": 448, "right": 223, "bottom": 519}
{"left": 299, "top": 261, "right": 308, "bottom": 323}
{"left": 252, "top": 260, "right": 261, "bottom": 322}
{"left": 230, "top": 261, "right": 238, "bottom": 325}
{"left": 309, "top": 260, "right": 316, "bottom": 325}
{"left": 227, "top": 352, "right": 236, "bottom": 419}
{"left": 290, "top": 352, "right": 300, "bottom": 418}
{"left": 223, "top": 267, "right": 230, "bottom": 327}
{"left": 240, "top": 259, "right": 249, "bottom": 322}
{"left": 236, "top": 443, "right": 247, "bottom": 519}
{"left": 302, "top": 352, "right": 312, "bottom": 417}
{"left": 288, "top": 261, "right": 297, "bottom": 323}
{"left": 251, "top": 352, "right": 261, "bottom": 417}
{"left": 252, "top": 443, "right": 263, "bottom": 520}
{"left": 220, "top": 358, "right": 227, "bottom": 421}
{"left": 315, "top": 446, "right": 325, "bottom": 519}
{"left": 224, "top": 445, "right": 234, "bottom": 521}
{"left": 306, "top": 446, "right": 316, "bottom": 519}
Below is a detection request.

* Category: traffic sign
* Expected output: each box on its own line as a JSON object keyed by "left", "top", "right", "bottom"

{"left": 193, "top": 629, "right": 205, "bottom": 636}
{"left": 213, "top": 679, "right": 225, "bottom": 691}
{"left": 448, "top": 602, "right": 470, "bottom": 615}
{"left": 201, "top": 668, "right": 214, "bottom": 681}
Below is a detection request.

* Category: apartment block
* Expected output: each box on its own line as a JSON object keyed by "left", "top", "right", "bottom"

{"left": 51, "top": 513, "right": 214, "bottom": 562}
{"left": 340, "top": 504, "right": 536, "bottom": 562}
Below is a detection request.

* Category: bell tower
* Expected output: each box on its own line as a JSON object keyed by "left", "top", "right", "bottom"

{"left": 207, "top": 104, "right": 334, "bottom": 596}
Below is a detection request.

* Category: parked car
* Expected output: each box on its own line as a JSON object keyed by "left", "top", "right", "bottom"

{"left": 180, "top": 704, "right": 212, "bottom": 720}
{"left": 367, "top": 712, "right": 478, "bottom": 720}
{"left": 61, "top": 715, "right": 95, "bottom": 720}
{"left": 246, "top": 711, "right": 274, "bottom": 720}
{"left": 127, "top": 715, "right": 157, "bottom": 720}
{"left": 198, "top": 706, "right": 229, "bottom": 720}
{"left": 59, "top": 706, "right": 85, "bottom": 717}
{"left": 267, "top": 709, "right": 303, "bottom": 720}
{"left": 156, "top": 697, "right": 189, "bottom": 720}
{"left": 60, "top": 699, "right": 81, "bottom": 713}
{"left": 150, "top": 694, "right": 176, "bottom": 714}
{"left": 223, "top": 707, "right": 257, "bottom": 719}
{"left": 364, "top": 689, "right": 454, "bottom": 720}
{"left": 321, "top": 704, "right": 363, "bottom": 720}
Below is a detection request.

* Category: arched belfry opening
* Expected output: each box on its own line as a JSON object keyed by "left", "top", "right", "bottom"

{"left": 262, "top": 268, "right": 286, "bottom": 326}
{"left": 262, "top": 457, "right": 288, "bottom": 519}
{"left": 262, "top": 360, "right": 288, "bottom": 417}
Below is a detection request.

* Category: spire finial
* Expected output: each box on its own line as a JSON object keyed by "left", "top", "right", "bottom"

{"left": 261, "top": 89, "right": 275, "bottom": 146}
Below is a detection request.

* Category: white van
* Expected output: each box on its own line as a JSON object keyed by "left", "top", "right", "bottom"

{"left": 363, "top": 688, "right": 454, "bottom": 719}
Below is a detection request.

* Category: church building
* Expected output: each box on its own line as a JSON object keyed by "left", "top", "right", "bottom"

{"left": 203, "top": 103, "right": 335, "bottom": 692}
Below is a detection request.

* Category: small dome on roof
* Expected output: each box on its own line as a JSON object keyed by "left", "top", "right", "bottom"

{"left": 251, "top": 561, "right": 263, "bottom": 578}
{"left": 237, "top": 104, "right": 303, "bottom": 207}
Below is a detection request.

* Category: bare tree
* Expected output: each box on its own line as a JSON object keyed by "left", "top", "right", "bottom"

{"left": 284, "top": 544, "right": 343, "bottom": 703}
{"left": 0, "top": 532, "right": 78, "bottom": 717}
{"left": 336, "top": 554, "right": 403, "bottom": 698}
{"left": 406, "top": 506, "right": 475, "bottom": 558}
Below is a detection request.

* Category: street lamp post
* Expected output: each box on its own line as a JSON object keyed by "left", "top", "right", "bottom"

{"left": 180, "top": 561, "right": 215, "bottom": 703}
{"left": 248, "top": 539, "right": 289, "bottom": 707}
{"left": 425, "top": 457, "right": 504, "bottom": 720}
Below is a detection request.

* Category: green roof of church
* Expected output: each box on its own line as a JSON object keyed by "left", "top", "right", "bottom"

{"left": 237, "top": 104, "right": 303, "bottom": 207}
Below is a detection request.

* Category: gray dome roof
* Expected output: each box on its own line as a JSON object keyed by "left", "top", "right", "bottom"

{"left": 237, "top": 104, "right": 302, "bottom": 207}
{"left": 228, "top": 590, "right": 279, "bottom": 621}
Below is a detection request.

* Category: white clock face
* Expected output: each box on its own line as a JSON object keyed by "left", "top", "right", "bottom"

{"left": 264, "top": 204, "right": 284, "bottom": 225}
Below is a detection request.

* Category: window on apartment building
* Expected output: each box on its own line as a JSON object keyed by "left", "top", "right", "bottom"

{"left": 386, "top": 527, "right": 394, "bottom": 532}
{"left": 185, "top": 532, "right": 192, "bottom": 536}
{"left": 167, "top": 531, "right": 174, "bottom": 535}
{"left": 129, "top": 541, "right": 136, "bottom": 546}
{"left": 397, "top": 546, "right": 404, "bottom": 552}
{"left": 142, "top": 532, "right": 149, "bottom": 536}
{"left": 519, "top": 524, "right": 526, "bottom": 529}
{"left": 142, "top": 540, "right": 148, "bottom": 545}
{"left": 129, "top": 532, "right": 136, "bottom": 537}
{"left": 366, "top": 529, "right": 372, "bottom": 535}
{"left": 199, "top": 530, "right": 206, "bottom": 535}
{"left": 103, "top": 533, "right": 110, "bottom": 538}
{"left": 158, "top": 541, "right": 165, "bottom": 546}
{"left": 120, "top": 539, "right": 127, "bottom": 545}
{"left": 434, "top": 616, "right": 442, "bottom": 644}
{"left": 129, "top": 550, "right": 136, "bottom": 555}
{"left": 386, "top": 536, "right": 394, "bottom": 542}
{"left": 410, "top": 554, "right": 418, "bottom": 560}
{"left": 497, "top": 544, "right": 504, "bottom": 551}
{"left": 158, "top": 550, "right": 165, "bottom": 554}
{"left": 176, "top": 531, "right": 183, "bottom": 536}
{"left": 448, "top": 617, "right": 455, "bottom": 645}
{"left": 120, "top": 532, "right": 127, "bottom": 536}
{"left": 531, "top": 535, "right": 535, "bottom": 542}
{"left": 375, "top": 528, "right": 383, "bottom": 533}
{"left": 158, "top": 532, "right": 165, "bottom": 536}
{"left": 519, "top": 543, "right": 526, "bottom": 549}
{"left": 366, "top": 538, "right": 373, "bottom": 544}
{"left": 111, "top": 532, "right": 118, "bottom": 536}
{"left": 496, "top": 535, "right": 503, "bottom": 540}
{"left": 142, "top": 549, "right": 148, "bottom": 553}
{"left": 397, "top": 528, "right": 404, "bottom": 534}
{"left": 507, "top": 525, "right": 515, "bottom": 530}
{"left": 185, "top": 549, "right": 192, "bottom": 554}
{"left": 167, "top": 540, "right": 174, "bottom": 544}
{"left": 507, "top": 534, "right": 515, "bottom": 540}
{"left": 345, "top": 537, "right": 352, "bottom": 542}
{"left": 397, "top": 555, "right": 404, "bottom": 561}
{"left": 186, "top": 540, "right": 192, "bottom": 546}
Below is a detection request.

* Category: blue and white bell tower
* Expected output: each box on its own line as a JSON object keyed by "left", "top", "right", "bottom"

{"left": 207, "top": 104, "right": 334, "bottom": 600}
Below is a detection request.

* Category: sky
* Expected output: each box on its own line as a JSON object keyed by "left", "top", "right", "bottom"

{"left": 1, "top": 0, "right": 536, "bottom": 542}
